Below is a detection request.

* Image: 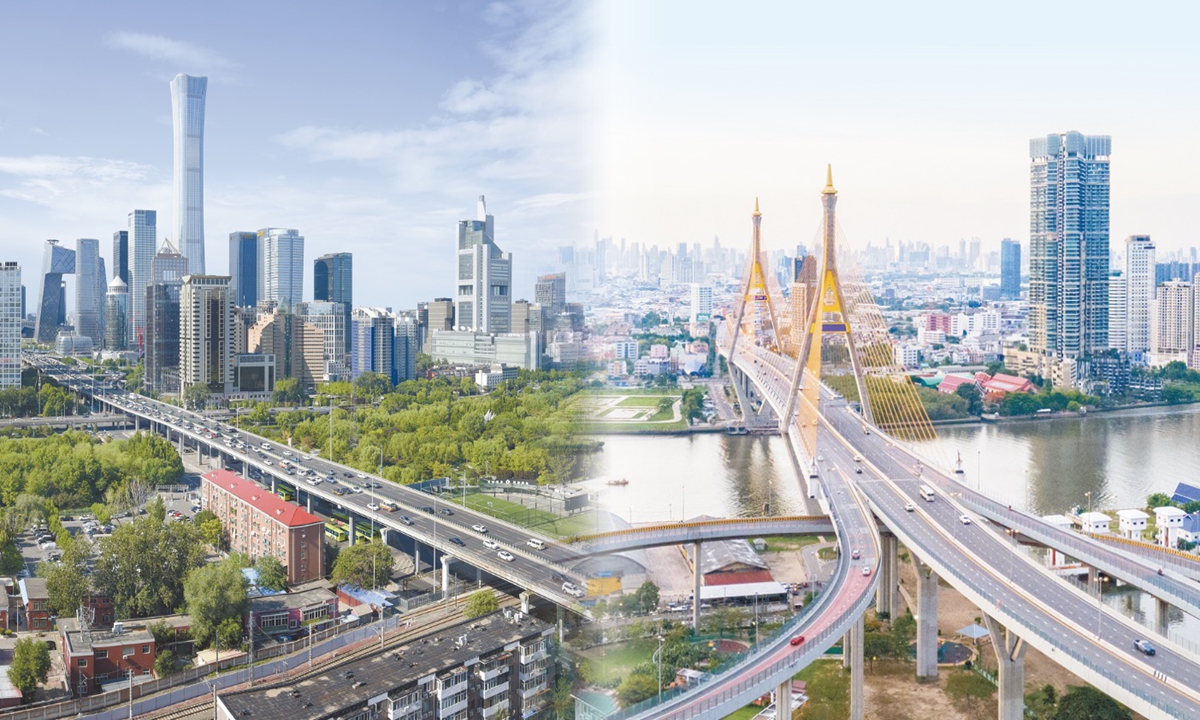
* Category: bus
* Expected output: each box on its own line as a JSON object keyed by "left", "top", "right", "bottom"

{"left": 324, "top": 522, "right": 349, "bottom": 543}
{"left": 354, "top": 522, "right": 379, "bottom": 542}
{"left": 276, "top": 485, "right": 295, "bottom": 502}
{"left": 331, "top": 508, "right": 350, "bottom": 524}
{"left": 918, "top": 485, "right": 936, "bottom": 502}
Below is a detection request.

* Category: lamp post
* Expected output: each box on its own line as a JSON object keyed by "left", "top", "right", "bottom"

{"left": 653, "top": 634, "right": 665, "bottom": 703}
{"left": 1085, "top": 491, "right": 1093, "bottom": 518}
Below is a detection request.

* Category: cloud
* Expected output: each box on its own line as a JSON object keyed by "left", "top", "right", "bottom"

{"left": 104, "top": 32, "right": 235, "bottom": 72}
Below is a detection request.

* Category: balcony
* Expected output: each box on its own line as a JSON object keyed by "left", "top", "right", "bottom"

{"left": 481, "top": 679, "right": 509, "bottom": 700}
{"left": 482, "top": 699, "right": 510, "bottom": 718}
{"left": 478, "top": 661, "right": 508, "bottom": 682}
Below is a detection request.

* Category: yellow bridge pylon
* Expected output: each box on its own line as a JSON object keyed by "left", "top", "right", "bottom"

{"left": 727, "top": 198, "right": 785, "bottom": 361}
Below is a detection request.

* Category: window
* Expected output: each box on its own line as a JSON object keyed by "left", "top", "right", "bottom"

{"left": 301, "top": 605, "right": 326, "bottom": 622}
{"left": 97, "top": 650, "right": 108, "bottom": 659}
{"left": 78, "top": 659, "right": 88, "bottom": 668}
{"left": 142, "top": 645, "right": 150, "bottom": 654}
{"left": 122, "top": 648, "right": 134, "bottom": 658}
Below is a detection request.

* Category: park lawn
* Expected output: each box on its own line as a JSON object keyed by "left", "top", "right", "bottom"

{"left": 443, "top": 491, "right": 602, "bottom": 539}
{"left": 760, "top": 535, "right": 822, "bottom": 552}
{"left": 578, "top": 417, "right": 689, "bottom": 434}
{"left": 618, "top": 395, "right": 680, "bottom": 408}
{"left": 586, "top": 638, "right": 657, "bottom": 685}
{"left": 647, "top": 403, "right": 678, "bottom": 422}
{"left": 721, "top": 707, "right": 763, "bottom": 720}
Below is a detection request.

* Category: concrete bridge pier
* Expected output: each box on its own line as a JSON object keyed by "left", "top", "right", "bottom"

{"left": 692, "top": 542, "right": 703, "bottom": 629}
{"left": 441, "top": 556, "right": 453, "bottom": 597}
{"left": 1087, "top": 566, "right": 1100, "bottom": 595}
{"left": 848, "top": 613, "right": 864, "bottom": 720}
{"left": 916, "top": 563, "right": 939, "bottom": 679}
{"left": 983, "top": 614, "right": 1027, "bottom": 720}
{"left": 1154, "top": 597, "right": 1171, "bottom": 636}
{"left": 306, "top": 492, "right": 313, "bottom": 513}
{"left": 348, "top": 515, "right": 356, "bottom": 546}
{"left": 775, "top": 680, "right": 793, "bottom": 719}
{"left": 413, "top": 540, "right": 422, "bottom": 574}
{"left": 520, "top": 591, "right": 531, "bottom": 614}
{"left": 875, "top": 534, "right": 898, "bottom": 618}
{"left": 269, "top": 475, "right": 276, "bottom": 493}
{"left": 379, "top": 528, "right": 390, "bottom": 546}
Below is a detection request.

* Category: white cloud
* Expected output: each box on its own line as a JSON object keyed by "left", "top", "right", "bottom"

{"left": 104, "top": 32, "right": 235, "bottom": 72}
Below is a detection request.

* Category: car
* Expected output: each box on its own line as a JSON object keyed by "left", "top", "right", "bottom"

{"left": 261, "top": 442, "right": 270, "bottom": 449}
{"left": 264, "top": 460, "right": 273, "bottom": 466}
{"left": 331, "top": 486, "right": 348, "bottom": 495}
{"left": 527, "top": 538, "right": 546, "bottom": 550}
{"left": 497, "top": 551, "right": 515, "bottom": 562}
{"left": 367, "top": 482, "right": 382, "bottom": 489}
{"left": 367, "top": 502, "right": 380, "bottom": 511}
{"left": 350, "top": 485, "right": 363, "bottom": 494}
{"left": 1133, "top": 639, "right": 1156, "bottom": 656}
{"left": 356, "top": 473, "right": 366, "bottom": 479}
{"left": 959, "top": 515, "right": 972, "bottom": 525}
{"left": 862, "top": 566, "right": 872, "bottom": 576}
{"left": 483, "top": 539, "right": 500, "bottom": 549}
{"left": 399, "top": 515, "right": 414, "bottom": 526}
{"left": 343, "top": 472, "right": 354, "bottom": 478}
{"left": 904, "top": 502, "right": 915, "bottom": 512}
{"left": 276, "top": 634, "right": 293, "bottom": 643}
{"left": 440, "top": 508, "right": 453, "bottom": 516}
{"left": 854, "top": 467, "right": 863, "bottom": 474}
{"left": 325, "top": 477, "right": 338, "bottom": 484}
{"left": 817, "top": 455, "right": 824, "bottom": 462}
{"left": 472, "top": 524, "right": 488, "bottom": 533}
{"left": 851, "top": 549, "right": 861, "bottom": 560}
{"left": 282, "top": 450, "right": 293, "bottom": 457}
{"left": 420, "top": 506, "right": 435, "bottom": 514}
{"left": 302, "top": 455, "right": 311, "bottom": 461}
{"left": 449, "top": 537, "right": 465, "bottom": 546}
{"left": 381, "top": 502, "right": 398, "bottom": 513}
{"left": 789, "top": 635, "right": 806, "bottom": 646}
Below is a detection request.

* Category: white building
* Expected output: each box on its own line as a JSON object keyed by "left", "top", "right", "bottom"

{"left": 1108, "top": 271, "right": 1127, "bottom": 353}
{"left": 1123, "top": 235, "right": 1156, "bottom": 357}
{"left": 0, "top": 262, "right": 20, "bottom": 389}
{"left": 257, "top": 228, "right": 305, "bottom": 307}
{"left": 612, "top": 339, "right": 638, "bottom": 360}
{"left": 1078, "top": 511, "right": 1112, "bottom": 534}
{"left": 690, "top": 283, "right": 713, "bottom": 335}
{"left": 1149, "top": 280, "right": 1193, "bottom": 367}
{"left": 180, "top": 275, "right": 233, "bottom": 397}
{"left": 455, "top": 196, "right": 512, "bottom": 334}
{"left": 1116, "top": 509, "right": 1149, "bottom": 541}
{"left": 1154, "top": 506, "right": 1187, "bottom": 548}
{"left": 893, "top": 344, "right": 919, "bottom": 369}
{"left": 171, "top": 74, "right": 207, "bottom": 273}
{"left": 1041, "top": 514, "right": 1075, "bottom": 566}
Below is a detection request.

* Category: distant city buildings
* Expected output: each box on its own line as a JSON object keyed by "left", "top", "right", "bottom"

{"left": 313, "top": 252, "right": 352, "bottom": 353}
{"left": 454, "top": 196, "right": 511, "bottom": 333}
{"left": 257, "top": 228, "right": 305, "bottom": 307}
{"left": 1149, "top": 280, "right": 1193, "bottom": 367}
{"left": 171, "top": 74, "right": 207, "bottom": 274}
{"left": 34, "top": 239, "right": 75, "bottom": 344}
{"left": 128, "top": 209, "right": 158, "bottom": 347}
{"left": 104, "top": 275, "right": 129, "bottom": 352}
{"left": 0, "top": 262, "right": 20, "bottom": 389}
{"left": 74, "top": 238, "right": 106, "bottom": 348}
{"left": 180, "top": 275, "right": 233, "bottom": 396}
{"left": 111, "top": 230, "right": 129, "bottom": 285}
{"left": 228, "top": 231, "right": 258, "bottom": 309}
{"left": 1000, "top": 238, "right": 1021, "bottom": 300}
{"left": 145, "top": 282, "right": 181, "bottom": 394}
{"left": 151, "top": 238, "right": 189, "bottom": 285}
{"left": 1120, "top": 235, "right": 1156, "bottom": 359}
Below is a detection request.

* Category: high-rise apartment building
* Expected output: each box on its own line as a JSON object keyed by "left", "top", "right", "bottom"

{"left": 296, "top": 301, "right": 347, "bottom": 382}
{"left": 1123, "top": 235, "right": 1156, "bottom": 358}
{"left": 313, "top": 253, "right": 352, "bottom": 353}
{"left": 1108, "top": 271, "right": 1127, "bottom": 354}
{"left": 393, "top": 312, "right": 419, "bottom": 383}
{"left": 74, "top": 238, "right": 106, "bottom": 346}
{"left": 228, "top": 232, "right": 258, "bottom": 309}
{"left": 350, "top": 307, "right": 395, "bottom": 380}
{"left": 180, "top": 275, "right": 233, "bottom": 396}
{"left": 0, "top": 263, "right": 21, "bottom": 389}
{"left": 128, "top": 209, "right": 157, "bottom": 348}
{"left": 422, "top": 298, "right": 454, "bottom": 354}
{"left": 145, "top": 283, "right": 181, "bottom": 393}
{"left": 171, "top": 74, "right": 207, "bottom": 274}
{"left": 1150, "top": 280, "right": 1193, "bottom": 367}
{"left": 690, "top": 283, "right": 713, "bottom": 325}
{"left": 112, "top": 230, "right": 129, "bottom": 285}
{"left": 1029, "top": 132, "right": 1111, "bottom": 365}
{"left": 104, "top": 276, "right": 129, "bottom": 351}
{"left": 455, "top": 196, "right": 511, "bottom": 333}
{"left": 34, "top": 240, "right": 75, "bottom": 344}
{"left": 1000, "top": 238, "right": 1021, "bottom": 300}
{"left": 257, "top": 228, "right": 304, "bottom": 307}
{"left": 535, "top": 272, "right": 566, "bottom": 316}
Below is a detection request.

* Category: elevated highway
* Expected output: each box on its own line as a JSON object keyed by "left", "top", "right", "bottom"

{"left": 572, "top": 516, "right": 835, "bottom": 555}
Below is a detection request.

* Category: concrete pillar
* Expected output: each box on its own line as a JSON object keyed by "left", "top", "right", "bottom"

{"left": 1154, "top": 597, "right": 1171, "bottom": 636}
{"left": 348, "top": 515, "right": 356, "bottom": 547}
{"left": 413, "top": 540, "right": 422, "bottom": 574}
{"left": 1087, "top": 566, "right": 1099, "bottom": 595}
{"left": 520, "top": 591, "right": 531, "bottom": 614}
{"left": 916, "top": 564, "right": 938, "bottom": 679}
{"left": 876, "top": 534, "right": 898, "bottom": 618}
{"left": 306, "top": 493, "right": 312, "bottom": 513}
{"left": 775, "top": 680, "right": 793, "bottom": 720}
{"left": 379, "top": 528, "right": 390, "bottom": 547}
{"left": 476, "top": 565, "right": 482, "bottom": 587}
{"left": 557, "top": 605, "right": 564, "bottom": 643}
{"left": 270, "top": 475, "right": 276, "bottom": 493}
{"left": 849, "top": 614, "right": 864, "bottom": 720}
{"left": 441, "top": 555, "right": 452, "bottom": 596}
{"left": 692, "top": 542, "right": 702, "bottom": 629}
{"left": 983, "top": 614, "right": 1027, "bottom": 720}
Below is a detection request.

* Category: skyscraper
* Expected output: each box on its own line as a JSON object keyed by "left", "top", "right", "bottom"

{"left": 393, "top": 312, "right": 419, "bottom": 383}
{"left": 105, "top": 275, "right": 129, "bottom": 351}
{"left": 1108, "top": 272, "right": 1127, "bottom": 354}
{"left": 350, "top": 307, "right": 395, "bottom": 380}
{"left": 0, "top": 262, "right": 21, "bottom": 389}
{"left": 180, "top": 275, "right": 233, "bottom": 396}
{"left": 314, "top": 252, "right": 352, "bottom": 352}
{"left": 422, "top": 298, "right": 454, "bottom": 354}
{"left": 171, "top": 74, "right": 207, "bottom": 274}
{"left": 228, "top": 232, "right": 258, "bottom": 308}
{"left": 152, "top": 238, "right": 189, "bottom": 284}
{"left": 145, "top": 282, "right": 181, "bottom": 393}
{"left": 535, "top": 273, "right": 566, "bottom": 317}
{"left": 455, "top": 196, "right": 511, "bottom": 333}
{"left": 296, "top": 301, "right": 348, "bottom": 382}
{"left": 34, "top": 240, "right": 75, "bottom": 344}
{"left": 112, "top": 230, "right": 129, "bottom": 284}
{"left": 1123, "top": 235, "right": 1156, "bottom": 359}
{"left": 1150, "top": 280, "right": 1193, "bottom": 367}
{"left": 1000, "top": 238, "right": 1021, "bottom": 300}
{"left": 129, "top": 209, "right": 157, "bottom": 348}
{"left": 1029, "top": 132, "right": 1111, "bottom": 366}
{"left": 75, "top": 238, "right": 106, "bottom": 346}
{"left": 257, "top": 228, "right": 305, "bottom": 307}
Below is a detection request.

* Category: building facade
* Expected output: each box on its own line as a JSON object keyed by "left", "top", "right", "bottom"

{"left": 1150, "top": 280, "right": 1193, "bottom": 367}
{"left": 455, "top": 196, "right": 511, "bottom": 333}
{"left": 257, "top": 228, "right": 305, "bottom": 307}
{"left": 34, "top": 240, "right": 75, "bottom": 344}
{"left": 112, "top": 230, "right": 129, "bottom": 285}
{"left": 74, "top": 239, "right": 106, "bottom": 347}
{"left": 104, "top": 276, "right": 129, "bottom": 351}
{"left": 296, "top": 301, "right": 348, "bottom": 382}
{"left": 0, "top": 263, "right": 20, "bottom": 389}
{"left": 313, "top": 252, "right": 352, "bottom": 353}
{"left": 1123, "top": 235, "right": 1156, "bottom": 359}
{"left": 1000, "top": 238, "right": 1021, "bottom": 300}
{"left": 228, "top": 231, "right": 258, "bottom": 309}
{"left": 128, "top": 209, "right": 157, "bottom": 348}
{"left": 422, "top": 298, "right": 454, "bottom": 354}
{"left": 61, "top": 619, "right": 155, "bottom": 697}
{"left": 201, "top": 469, "right": 324, "bottom": 584}
{"left": 180, "top": 275, "right": 233, "bottom": 396}
{"left": 171, "top": 74, "right": 207, "bottom": 274}
{"left": 1028, "top": 132, "right": 1111, "bottom": 371}
{"left": 145, "top": 283, "right": 181, "bottom": 394}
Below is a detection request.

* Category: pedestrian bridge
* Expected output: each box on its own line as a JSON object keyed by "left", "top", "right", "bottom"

{"left": 570, "top": 516, "right": 835, "bottom": 555}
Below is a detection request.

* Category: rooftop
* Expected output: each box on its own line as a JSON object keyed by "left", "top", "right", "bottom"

{"left": 250, "top": 587, "right": 338, "bottom": 614}
{"left": 1154, "top": 506, "right": 1188, "bottom": 518}
{"left": 217, "top": 610, "right": 552, "bottom": 720}
{"left": 203, "top": 469, "right": 323, "bottom": 528}
{"left": 59, "top": 617, "right": 155, "bottom": 657}
{"left": 18, "top": 578, "right": 47, "bottom": 605}
{"left": 698, "top": 538, "right": 768, "bottom": 576}
{"left": 1171, "top": 482, "right": 1200, "bottom": 505}
{"left": 1116, "top": 509, "right": 1149, "bottom": 520}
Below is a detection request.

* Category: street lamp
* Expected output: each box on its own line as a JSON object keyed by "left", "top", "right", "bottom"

{"left": 1084, "top": 491, "right": 1093, "bottom": 516}
{"left": 653, "top": 634, "right": 665, "bottom": 703}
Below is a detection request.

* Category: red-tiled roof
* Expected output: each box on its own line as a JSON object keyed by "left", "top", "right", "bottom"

{"left": 202, "top": 469, "right": 323, "bottom": 528}
{"left": 702, "top": 570, "right": 774, "bottom": 586}
{"left": 983, "top": 373, "right": 1035, "bottom": 393}
{"left": 936, "top": 375, "right": 975, "bottom": 394}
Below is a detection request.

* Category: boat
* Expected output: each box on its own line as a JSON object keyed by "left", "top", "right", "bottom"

{"left": 606, "top": 478, "right": 629, "bottom": 486}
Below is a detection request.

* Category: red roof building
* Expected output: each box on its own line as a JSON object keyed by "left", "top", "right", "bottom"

{"left": 981, "top": 373, "right": 1036, "bottom": 400}
{"left": 936, "top": 374, "right": 977, "bottom": 395}
{"left": 201, "top": 470, "right": 324, "bottom": 585}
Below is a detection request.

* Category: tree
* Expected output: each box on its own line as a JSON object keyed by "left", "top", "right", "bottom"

{"left": 945, "top": 670, "right": 995, "bottom": 718}
{"left": 354, "top": 372, "right": 393, "bottom": 399}
{"left": 253, "top": 555, "right": 288, "bottom": 592}
{"left": 955, "top": 383, "right": 984, "bottom": 416}
{"left": 93, "top": 508, "right": 206, "bottom": 618}
{"left": 1161, "top": 385, "right": 1192, "bottom": 405}
{"left": 199, "top": 518, "right": 223, "bottom": 549}
{"left": 273, "top": 378, "right": 308, "bottom": 406}
{"left": 89, "top": 503, "right": 112, "bottom": 525}
{"left": 39, "top": 535, "right": 92, "bottom": 617}
{"left": 616, "top": 673, "right": 659, "bottom": 706}
{"left": 153, "top": 648, "right": 177, "bottom": 677}
{"left": 464, "top": 590, "right": 499, "bottom": 618}
{"left": 863, "top": 631, "right": 899, "bottom": 667}
{"left": 8, "top": 638, "right": 50, "bottom": 701}
{"left": 1146, "top": 493, "right": 1175, "bottom": 509}
{"left": 1052, "top": 686, "right": 1131, "bottom": 720}
{"left": 183, "top": 383, "right": 209, "bottom": 411}
{"left": 331, "top": 541, "right": 393, "bottom": 589}
{"left": 635, "top": 581, "right": 660, "bottom": 615}
{"left": 184, "top": 557, "right": 249, "bottom": 650}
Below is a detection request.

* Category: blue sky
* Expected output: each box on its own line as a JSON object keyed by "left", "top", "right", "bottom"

{"left": 0, "top": 0, "right": 591, "bottom": 308}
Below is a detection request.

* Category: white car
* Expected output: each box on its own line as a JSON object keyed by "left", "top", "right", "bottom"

{"left": 861, "top": 566, "right": 871, "bottom": 576}
{"left": 264, "top": 460, "right": 273, "bottom": 466}
{"left": 356, "top": 473, "right": 366, "bottom": 479}
{"left": 472, "top": 524, "right": 488, "bottom": 533}
{"left": 497, "top": 551, "right": 515, "bottom": 562}
{"left": 959, "top": 514, "right": 972, "bottom": 525}
{"left": 527, "top": 538, "right": 546, "bottom": 550}
{"left": 350, "top": 485, "right": 363, "bottom": 493}
{"left": 302, "top": 455, "right": 311, "bottom": 461}
{"left": 261, "top": 442, "right": 271, "bottom": 449}
{"left": 483, "top": 539, "right": 500, "bottom": 550}
{"left": 367, "top": 502, "right": 380, "bottom": 511}
{"left": 904, "top": 502, "right": 915, "bottom": 512}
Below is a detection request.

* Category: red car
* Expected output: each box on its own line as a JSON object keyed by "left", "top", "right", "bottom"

{"left": 790, "top": 635, "right": 805, "bottom": 646}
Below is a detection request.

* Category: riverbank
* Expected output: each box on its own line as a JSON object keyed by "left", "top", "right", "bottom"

{"left": 930, "top": 398, "right": 1200, "bottom": 427}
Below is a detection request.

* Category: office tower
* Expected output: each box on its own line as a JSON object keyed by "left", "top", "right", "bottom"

{"left": 257, "top": 228, "right": 304, "bottom": 307}
{"left": 228, "top": 232, "right": 258, "bottom": 308}
{"left": 171, "top": 74, "right": 207, "bottom": 274}
{"left": 393, "top": 312, "right": 419, "bottom": 383}
{"left": 1000, "top": 239, "right": 1021, "bottom": 300}
{"left": 128, "top": 209, "right": 157, "bottom": 347}
{"left": 180, "top": 275, "right": 233, "bottom": 396}
{"left": 112, "top": 230, "right": 129, "bottom": 284}
{"left": 104, "top": 276, "right": 129, "bottom": 351}
{"left": 350, "top": 307, "right": 395, "bottom": 380}
{"left": 34, "top": 239, "right": 76, "bottom": 344}
{"left": 1150, "top": 280, "right": 1194, "bottom": 367}
{"left": 690, "top": 284, "right": 713, "bottom": 325}
{"left": 423, "top": 298, "right": 454, "bottom": 354}
{"left": 152, "top": 238, "right": 189, "bottom": 284}
{"left": 535, "top": 273, "right": 566, "bottom": 316}
{"left": 1108, "top": 272, "right": 1127, "bottom": 354}
{"left": 1029, "top": 132, "right": 1111, "bottom": 364}
{"left": 145, "top": 283, "right": 181, "bottom": 393}
{"left": 455, "top": 196, "right": 511, "bottom": 333}
{"left": 296, "top": 301, "right": 347, "bottom": 382}
{"left": 73, "top": 238, "right": 106, "bottom": 346}
{"left": 0, "top": 263, "right": 20, "bottom": 389}
{"left": 313, "top": 252, "right": 352, "bottom": 352}
{"left": 1123, "top": 235, "right": 1156, "bottom": 358}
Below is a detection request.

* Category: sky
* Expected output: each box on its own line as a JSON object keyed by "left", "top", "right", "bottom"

{"left": 591, "top": 1, "right": 1200, "bottom": 261}
{"left": 0, "top": 0, "right": 592, "bottom": 309}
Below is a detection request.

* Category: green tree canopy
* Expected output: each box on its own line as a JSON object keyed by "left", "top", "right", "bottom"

{"left": 184, "top": 557, "right": 250, "bottom": 650}
{"left": 616, "top": 673, "right": 659, "bottom": 707}
{"left": 183, "top": 384, "right": 209, "bottom": 411}
{"left": 331, "top": 541, "right": 392, "bottom": 589}
{"left": 8, "top": 638, "right": 50, "bottom": 702}
{"left": 38, "top": 535, "right": 92, "bottom": 617}
{"left": 1052, "top": 686, "right": 1131, "bottom": 720}
{"left": 464, "top": 590, "right": 499, "bottom": 618}
{"left": 253, "top": 555, "right": 288, "bottom": 592}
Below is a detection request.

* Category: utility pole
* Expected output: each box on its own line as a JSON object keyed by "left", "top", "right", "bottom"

{"left": 127, "top": 669, "right": 134, "bottom": 720}
{"left": 248, "top": 610, "right": 254, "bottom": 687}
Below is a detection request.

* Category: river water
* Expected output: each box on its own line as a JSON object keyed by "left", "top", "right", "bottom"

{"left": 585, "top": 405, "right": 1200, "bottom": 644}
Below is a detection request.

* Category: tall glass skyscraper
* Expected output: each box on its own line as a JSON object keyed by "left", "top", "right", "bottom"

{"left": 129, "top": 209, "right": 157, "bottom": 349}
{"left": 0, "top": 262, "right": 21, "bottom": 389}
{"left": 228, "top": 231, "right": 258, "bottom": 308}
{"left": 112, "top": 230, "right": 129, "bottom": 284}
{"left": 151, "top": 238, "right": 189, "bottom": 284}
{"left": 314, "top": 252, "right": 352, "bottom": 352}
{"left": 257, "top": 228, "right": 304, "bottom": 307}
{"left": 171, "top": 74, "right": 207, "bottom": 274}
{"left": 34, "top": 239, "right": 75, "bottom": 344}
{"left": 1029, "top": 132, "right": 1110, "bottom": 363}
{"left": 74, "top": 238, "right": 106, "bottom": 346}
{"left": 1000, "top": 239, "right": 1021, "bottom": 300}
{"left": 105, "top": 275, "right": 129, "bottom": 351}
{"left": 455, "top": 196, "right": 511, "bottom": 333}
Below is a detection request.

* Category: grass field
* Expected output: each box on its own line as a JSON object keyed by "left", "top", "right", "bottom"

{"left": 617, "top": 395, "right": 678, "bottom": 408}
{"left": 442, "top": 491, "right": 602, "bottom": 539}
{"left": 585, "top": 638, "right": 658, "bottom": 685}
{"left": 759, "top": 535, "right": 823, "bottom": 553}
